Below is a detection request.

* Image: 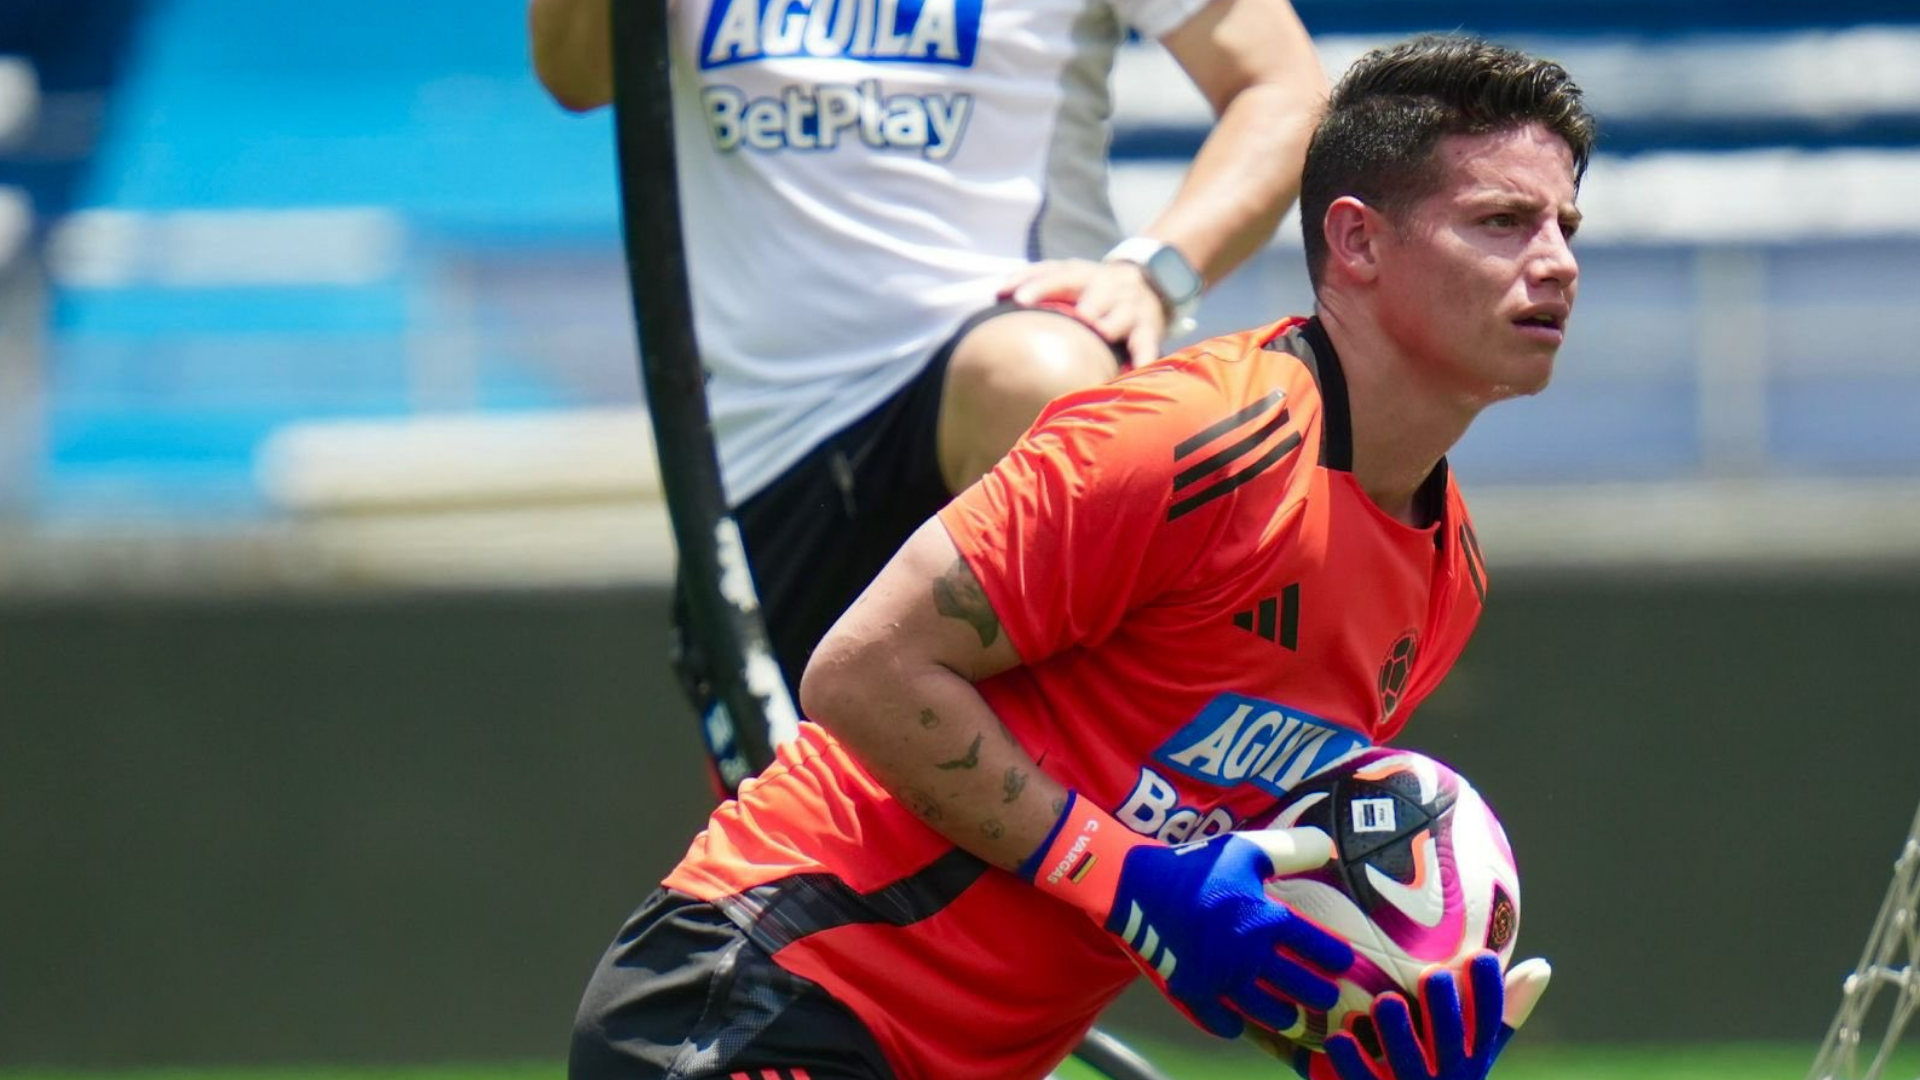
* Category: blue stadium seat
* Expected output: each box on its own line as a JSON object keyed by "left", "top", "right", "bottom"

{"left": 12, "top": 0, "right": 1920, "bottom": 519}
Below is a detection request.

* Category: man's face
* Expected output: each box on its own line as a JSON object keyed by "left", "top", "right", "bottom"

{"left": 1373, "top": 122, "right": 1581, "bottom": 403}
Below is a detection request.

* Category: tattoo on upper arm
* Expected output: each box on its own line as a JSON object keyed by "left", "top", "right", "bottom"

{"left": 903, "top": 787, "right": 943, "bottom": 821}
{"left": 918, "top": 708, "right": 941, "bottom": 730}
{"left": 936, "top": 734, "right": 983, "bottom": 771}
{"left": 1051, "top": 795, "right": 1067, "bottom": 817}
{"left": 1002, "top": 767, "right": 1027, "bottom": 804}
{"left": 981, "top": 818, "right": 1006, "bottom": 840}
{"left": 932, "top": 557, "right": 1001, "bottom": 648}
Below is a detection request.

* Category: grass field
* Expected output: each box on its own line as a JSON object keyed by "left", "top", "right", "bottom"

{"left": 1055, "top": 1040, "right": 1912, "bottom": 1079}
{"left": 5, "top": 1042, "right": 1915, "bottom": 1080}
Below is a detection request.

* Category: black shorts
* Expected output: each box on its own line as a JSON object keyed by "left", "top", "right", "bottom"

{"left": 723, "top": 334, "right": 955, "bottom": 696}
{"left": 570, "top": 889, "right": 897, "bottom": 1080}
{"left": 670, "top": 301, "right": 1120, "bottom": 789}
{"left": 670, "top": 309, "right": 971, "bottom": 717}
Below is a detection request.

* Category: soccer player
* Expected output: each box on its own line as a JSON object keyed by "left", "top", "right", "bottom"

{"left": 528, "top": 0, "right": 1329, "bottom": 793}
{"left": 570, "top": 33, "right": 1590, "bottom": 1080}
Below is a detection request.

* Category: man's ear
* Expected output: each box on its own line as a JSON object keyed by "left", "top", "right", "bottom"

{"left": 1321, "top": 196, "right": 1383, "bottom": 286}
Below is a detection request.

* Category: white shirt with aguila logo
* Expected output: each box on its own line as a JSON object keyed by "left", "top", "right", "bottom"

{"left": 669, "top": 0, "right": 1211, "bottom": 501}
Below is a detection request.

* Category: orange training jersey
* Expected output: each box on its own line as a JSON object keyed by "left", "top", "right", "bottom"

{"left": 662, "top": 316, "right": 1491, "bottom": 1080}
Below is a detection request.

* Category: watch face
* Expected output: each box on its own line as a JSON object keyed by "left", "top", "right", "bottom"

{"left": 1148, "top": 245, "right": 1203, "bottom": 307}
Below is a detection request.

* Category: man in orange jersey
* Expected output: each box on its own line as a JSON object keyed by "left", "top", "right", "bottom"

{"left": 571, "top": 35, "right": 1590, "bottom": 1080}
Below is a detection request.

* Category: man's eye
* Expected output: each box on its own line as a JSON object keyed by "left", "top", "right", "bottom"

{"left": 1484, "top": 213, "right": 1519, "bottom": 228}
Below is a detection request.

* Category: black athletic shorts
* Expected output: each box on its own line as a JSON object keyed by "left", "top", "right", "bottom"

{"left": 570, "top": 889, "right": 897, "bottom": 1080}
{"left": 670, "top": 301, "right": 1122, "bottom": 789}
{"left": 670, "top": 306, "right": 980, "bottom": 723}
{"left": 719, "top": 332, "right": 955, "bottom": 697}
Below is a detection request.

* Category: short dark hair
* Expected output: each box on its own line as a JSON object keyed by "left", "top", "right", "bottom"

{"left": 1301, "top": 35, "right": 1596, "bottom": 290}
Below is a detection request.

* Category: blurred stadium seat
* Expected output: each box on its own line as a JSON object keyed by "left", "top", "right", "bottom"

{"left": 1, "top": 0, "right": 1916, "bottom": 583}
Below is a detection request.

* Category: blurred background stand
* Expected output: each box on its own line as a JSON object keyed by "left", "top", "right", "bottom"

{"left": 0, "top": 2, "right": 1915, "bottom": 589}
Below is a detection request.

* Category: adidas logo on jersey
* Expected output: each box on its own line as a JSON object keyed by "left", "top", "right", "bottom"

{"left": 699, "top": 0, "right": 982, "bottom": 68}
{"left": 1231, "top": 585, "right": 1299, "bottom": 649}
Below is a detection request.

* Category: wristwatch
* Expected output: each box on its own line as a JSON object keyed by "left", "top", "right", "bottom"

{"left": 1104, "top": 236, "right": 1203, "bottom": 334}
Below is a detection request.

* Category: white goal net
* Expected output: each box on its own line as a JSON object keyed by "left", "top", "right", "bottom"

{"left": 1810, "top": 800, "right": 1920, "bottom": 1080}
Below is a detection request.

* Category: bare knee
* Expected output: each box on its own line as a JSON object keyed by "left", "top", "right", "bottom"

{"left": 937, "top": 311, "right": 1120, "bottom": 491}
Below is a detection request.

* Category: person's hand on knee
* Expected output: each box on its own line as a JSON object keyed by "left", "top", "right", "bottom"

{"left": 1001, "top": 257, "right": 1174, "bottom": 368}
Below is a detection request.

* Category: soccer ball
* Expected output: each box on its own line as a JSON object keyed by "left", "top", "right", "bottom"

{"left": 1257, "top": 747, "right": 1521, "bottom": 1050}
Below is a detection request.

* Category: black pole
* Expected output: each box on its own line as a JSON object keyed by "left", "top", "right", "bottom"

{"left": 608, "top": 0, "right": 789, "bottom": 779}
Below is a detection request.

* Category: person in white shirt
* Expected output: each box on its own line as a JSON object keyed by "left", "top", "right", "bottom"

{"left": 530, "top": 0, "right": 1327, "bottom": 795}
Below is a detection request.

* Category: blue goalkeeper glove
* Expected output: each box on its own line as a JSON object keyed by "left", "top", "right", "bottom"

{"left": 1292, "top": 952, "right": 1551, "bottom": 1080}
{"left": 1021, "top": 791, "right": 1354, "bottom": 1038}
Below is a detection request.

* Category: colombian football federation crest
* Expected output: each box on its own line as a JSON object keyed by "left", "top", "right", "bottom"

{"left": 1376, "top": 630, "right": 1419, "bottom": 720}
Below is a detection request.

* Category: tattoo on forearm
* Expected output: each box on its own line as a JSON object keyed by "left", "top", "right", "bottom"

{"left": 918, "top": 708, "right": 941, "bottom": 730}
{"left": 936, "top": 734, "right": 982, "bottom": 771}
{"left": 932, "top": 557, "right": 1001, "bottom": 648}
{"left": 981, "top": 818, "right": 1006, "bottom": 840}
{"left": 1002, "top": 767, "right": 1027, "bottom": 804}
{"left": 903, "top": 787, "right": 943, "bottom": 821}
